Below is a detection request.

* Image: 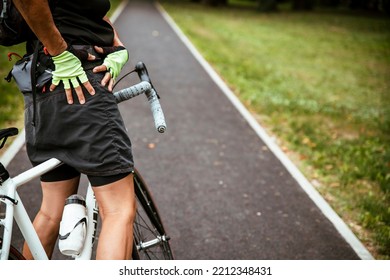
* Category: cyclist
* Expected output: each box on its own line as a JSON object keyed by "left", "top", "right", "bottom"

{"left": 12, "top": 0, "right": 136, "bottom": 259}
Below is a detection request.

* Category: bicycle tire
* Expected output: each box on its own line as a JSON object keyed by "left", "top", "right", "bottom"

{"left": 131, "top": 169, "right": 174, "bottom": 260}
{"left": 0, "top": 238, "right": 25, "bottom": 260}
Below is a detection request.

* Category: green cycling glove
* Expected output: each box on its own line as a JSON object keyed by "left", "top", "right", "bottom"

{"left": 101, "top": 47, "right": 129, "bottom": 79}
{"left": 51, "top": 50, "right": 88, "bottom": 89}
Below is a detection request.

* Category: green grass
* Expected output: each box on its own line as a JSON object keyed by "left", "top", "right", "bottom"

{"left": 159, "top": 0, "right": 390, "bottom": 259}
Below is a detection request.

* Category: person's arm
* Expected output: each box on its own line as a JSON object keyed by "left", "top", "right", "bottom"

{"left": 12, "top": 0, "right": 66, "bottom": 55}
{"left": 104, "top": 16, "right": 124, "bottom": 47}
{"left": 12, "top": 0, "right": 95, "bottom": 104}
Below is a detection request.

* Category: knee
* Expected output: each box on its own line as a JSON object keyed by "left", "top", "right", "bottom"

{"left": 94, "top": 175, "right": 137, "bottom": 223}
{"left": 100, "top": 198, "right": 136, "bottom": 224}
{"left": 118, "top": 198, "right": 136, "bottom": 222}
{"left": 123, "top": 200, "right": 137, "bottom": 225}
{"left": 38, "top": 208, "right": 62, "bottom": 227}
{"left": 39, "top": 200, "right": 65, "bottom": 224}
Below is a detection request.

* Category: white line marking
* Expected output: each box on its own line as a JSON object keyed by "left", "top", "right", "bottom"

{"left": 110, "top": 0, "right": 128, "bottom": 24}
{"left": 155, "top": 2, "right": 374, "bottom": 260}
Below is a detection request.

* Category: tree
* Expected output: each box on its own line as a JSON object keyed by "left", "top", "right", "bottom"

{"left": 318, "top": 0, "right": 341, "bottom": 7}
{"left": 257, "top": 0, "right": 278, "bottom": 12}
{"left": 292, "top": 0, "right": 314, "bottom": 10}
{"left": 198, "top": 0, "right": 227, "bottom": 6}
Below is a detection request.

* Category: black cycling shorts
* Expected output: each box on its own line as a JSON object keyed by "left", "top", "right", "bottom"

{"left": 40, "top": 163, "right": 131, "bottom": 187}
{"left": 23, "top": 70, "right": 134, "bottom": 179}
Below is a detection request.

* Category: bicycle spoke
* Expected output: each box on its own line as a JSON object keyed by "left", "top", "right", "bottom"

{"left": 132, "top": 171, "right": 173, "bottom": 260}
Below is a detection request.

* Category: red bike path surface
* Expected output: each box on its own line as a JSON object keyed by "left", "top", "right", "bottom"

{"left": 4, "top": 0, "right": 372, "bottom": 259}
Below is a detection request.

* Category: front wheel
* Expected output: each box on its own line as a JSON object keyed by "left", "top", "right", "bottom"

{"left": 131, "top": 169, "right": 174, "bottom": 260}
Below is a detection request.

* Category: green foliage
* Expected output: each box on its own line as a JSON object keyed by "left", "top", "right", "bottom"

{"left": 160, "top": 0, "right": 390, "bottom": 258}
{"left": 0, "top": 44, "right": 25, "bottom": 130}
{"left": 108, "top": 0, "right": 122, "bottom": 16}
{"left": 360, "top": 195, "right": 390, "bottom": 256}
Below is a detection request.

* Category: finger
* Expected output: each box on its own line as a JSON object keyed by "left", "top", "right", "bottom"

{"left": 75, "top": 72, "right": 94, "bottom": 96}
{"left": 101, "top": 72, "right": 111, "bottom": 87}
{"left": 74, "top": 85, "right": 86, "bottom": 104}
{"left": 70, "top": 78, "right": 85, "bottom": 104}
{"left": 93, "top": 64, "right": 107, "bottom": 73}
{"left": 83, "top": 81, "right": 96, "bottom": 96}
{"left": 63, "top": 80, "right": 73, "bottom": 105}
{"left": 50, "top": 83, "right": 57, "bottom": 92}
{"left": 87, "top": 53, "right": 96, "bottom": 61}
{"left": 65, "top": 88, "right": 73, "bottom": 104}
{"left": 50, "top": 77, "right": 60, "bottom": 91}
{"left": 94, "top": 46, "right": 103, "bottom": 54}
{"left": 108, "top": 67, "right": 117, "bottom": 80}
{"left": 62, "top": 79, "right": 71, "bottom": 90}
{"left": 107, "top": 78, "right": 114, "bottom": 92}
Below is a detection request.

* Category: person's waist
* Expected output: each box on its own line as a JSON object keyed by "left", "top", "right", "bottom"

{"left": 37, "top": 45, "right": 104, "bottom": 71}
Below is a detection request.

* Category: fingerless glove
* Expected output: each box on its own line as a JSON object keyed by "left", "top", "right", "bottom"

{"left": 101, "top": 46, "right": 129, "bottom": 79}
{"left": 51, "top": 50, "right": 88, "bottom": 89}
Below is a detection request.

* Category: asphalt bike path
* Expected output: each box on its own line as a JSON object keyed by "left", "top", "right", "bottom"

{"left": 5, "top": 0, "right": 372, "bottom": 259}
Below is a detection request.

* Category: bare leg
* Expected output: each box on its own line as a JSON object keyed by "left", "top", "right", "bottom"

{"left": 22, "top": 177, "right": 80, "bottom": 259}
{"left": 93, "top": 174, "right": 136, "bottom": 260}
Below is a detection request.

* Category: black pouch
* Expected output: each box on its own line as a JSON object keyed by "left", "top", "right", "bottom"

{"left": 5, "top": 53, "right": 53, "bottom": 93}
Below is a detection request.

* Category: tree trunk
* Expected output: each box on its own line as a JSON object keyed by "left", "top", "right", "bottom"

{"left": 257, "top": 0, "right": 278, "bottom": 11}
{"left": 292, "top": 0, "right": 314, "bottom": 10}
{"left": 318, "top": 0, "right": 340, "bottom": 7}
{"left": 202, "top": 0, "right": 227, "bottom": 6}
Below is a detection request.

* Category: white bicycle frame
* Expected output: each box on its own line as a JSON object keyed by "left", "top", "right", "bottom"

{"left": 0, "top": 158, "right": 99, "bottom": 260}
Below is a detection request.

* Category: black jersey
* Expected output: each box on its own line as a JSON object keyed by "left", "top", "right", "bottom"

{"left": 51, "top": 0, "right": 114, "bottom": 46}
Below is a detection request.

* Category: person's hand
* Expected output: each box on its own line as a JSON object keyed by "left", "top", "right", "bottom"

{"left": 92, "top": 46, "right": 129, "bottom": 91}
{"left": 50, "top": 47, "right": 95, "bottom": 104}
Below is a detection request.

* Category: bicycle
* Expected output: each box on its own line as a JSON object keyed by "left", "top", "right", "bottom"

{"left": 0, "top": 62, "right": 174, "bottom": 260}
